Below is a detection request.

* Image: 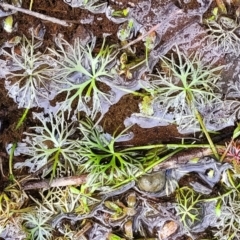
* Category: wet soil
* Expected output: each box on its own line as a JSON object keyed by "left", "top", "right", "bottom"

{"left": 0, "top": 0, "right": 237, "bottom": 239}
{"left": 0, "top": 0, "right": 235, "bottom": 159}
{"left": 0, "top": 0, "right": 191, "bottom": 169}
{"left": 0, "top": 0, "right": 231, "bottom": 155}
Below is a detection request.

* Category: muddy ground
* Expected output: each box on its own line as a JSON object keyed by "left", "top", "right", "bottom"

{"left": 0, "top": 0, "right": 235, "bottom": 159}
{"left": 0, "top": 0, "right": 239, "bottom": 239}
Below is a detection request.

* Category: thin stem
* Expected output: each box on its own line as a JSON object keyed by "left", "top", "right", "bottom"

{"left": 124, "top": 143, "right": 223, "bottom": 152}
{"left": 186, "top": 92, "right": 219, "bottom": 160}
{"left": 86, "top": 79, "right": 95, "bottom": 97}
{"left": 120, "top": 23, "right": 161, "bottom": 50}
{"left": 144, "top": 148, "right": 182, "bottom": 172}
{"left": 16, "top": 108, "right": 29, "bottom": 130}
{"left": 9, "top": 142, "right": 17, "bottom": 181}
{"left": 204, "top": 189, "right": 234, "bottom": 202}
{"left": 220, "top": 138, "right": 233, "bottom": 162}
{"left": 194, "top": 107, "right": 219, "bottom": 159}
{"left": 226, "top": 169, "right": 240, "bottom": 192}
{"left": 120, "top": 9, "right": 182, "bottom": 50}
{"left": 29, "top": 0, "right": 34, "bottom": 10}
{"left": 51, "top": 150, "right": 61, "bottom": 182}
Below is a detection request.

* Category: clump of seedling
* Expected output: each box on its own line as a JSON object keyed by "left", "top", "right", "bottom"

{"left": 14, "top": 111, "right": 80, "bottom": 179}
{"left": 205, "top": 9, "right": 240, "bottom": 55}
{"left": 208, "top": 169, "right": 240, "bottom": 240}
{"left": 3, "top": 34, "right": 55, "bottom": 108}
{"left": 49, "top": 36, "right": 117, "bottom": 119}
{"left": 141, "top": 45, "right": 223, "bottom": 158}
{"left": 212, "top": 190, "right": 240, "bottom": 240}
{"left": 175, "top": 186, "right": 203, "bottom": 229}
{"left": 22, "top": 204, "right": 54, "bottom": 240}
{"left": 77, "top": 119, "right": 145, "bottom": 186}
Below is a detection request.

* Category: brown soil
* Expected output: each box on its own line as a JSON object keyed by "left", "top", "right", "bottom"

{"left": 0, "top": 0, "right": 192, "bottom": 169}
{"left": 0, "top": 0, "right": 238, "bottom": 239}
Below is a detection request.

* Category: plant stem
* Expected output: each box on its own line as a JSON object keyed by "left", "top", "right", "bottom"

{"left": 194, "top": 107, "right": 219, "bottom": 159}
{"left": 124, "top": 143, "right": 223, "bottom": 152}
{"left": 186, "top": 92, "right": 219, "bottom": 160}
{"left": 16, "top": 108, "right": 29, "bottom": 130}
{"left": 9, "top": 107, "right": 30, "bottom": 181}
{"left": 86, "top": 79, "right": 95, "bottom": 97}
{"left": 9, "top": 142, "right": 17, "bottom": 181}
{"left": 220, "top": 138, "right": 233, "bottom": 162}
{"left": 144, "top": 148, "right": 182, "bottom": 172}
{"left": 51, "top": 150, "right": 61, "bottom": 182}
{"left": 29, "top": 0, "right": 33, "bottom": 10}
{"left": 204, "top": 189, "right": 234, "bottom": 202}
{"left": 120, "top": 9, "right": 182, "bottom": 50}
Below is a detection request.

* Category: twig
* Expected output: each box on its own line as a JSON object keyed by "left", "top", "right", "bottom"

{"left": 120, "top": 9, "right": 183, "bottom": 50}
{"left": 0, "top": 2, "right": 71, "bottom": 27}
{"left": 23, "top": 175, "right": 88, "bottom": 190}
{"left": 220, "top": 138, "right": 233, "bottom": 162}
{"left": 153, "top": 147, "right": 214, "bottom": 170}
{"left": 120, "top": 23, "right": 161, "bottom": 50}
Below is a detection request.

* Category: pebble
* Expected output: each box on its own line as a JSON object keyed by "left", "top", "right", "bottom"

{"left": 137, "top": 171, "right": 166, "bottom": 193}
{"left": 158, "top": 221, "right": 179, "bottom": 239}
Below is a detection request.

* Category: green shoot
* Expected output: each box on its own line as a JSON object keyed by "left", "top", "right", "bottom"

{"left": 3, "top": 34, "right": 55, "bottom": 108}
{"left": 49, "top": 36, "right": 117, "bottom": 118}
{"left": 8, "top": 143, "right": 17, "bottom": 181}
{"left": 14, "top": 111, "right": 80, "bottom": 180}
{"left": 175, "top": 186, "right": 203, "bottom": 228}
{"left": 144, "top": 45, "right": 223, "bottom": 159}
{"left": 16, "top": 108, "right": 29, "bottom": 130}
{"left": 77, "top": 119, "right": 145, "bottom": 186}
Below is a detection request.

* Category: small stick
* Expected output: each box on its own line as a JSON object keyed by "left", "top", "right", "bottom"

{"left": 0, "top": 2, "right": 71, "bottom": 27}
{"left": 220, "top": 138, "right": 233, "bottom": 162}
{"left": 23, "top": 175, "right": 88, "bottom": 190}
{"left": 121, "top": 9, "right": 183, "bottom": 50}
{"left": 153, "top": 147, "right": 214, "bottom": 171}
{"left": 74, "top": 222, "right": 92, "bottom": 238}
{"left": 120, "top": 23, "right": 161, "bottom": 50}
